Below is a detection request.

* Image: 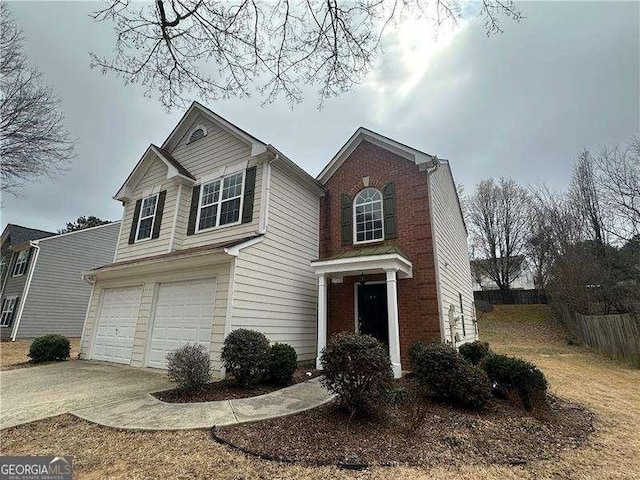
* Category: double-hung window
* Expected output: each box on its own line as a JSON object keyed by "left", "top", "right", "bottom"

{"left": 354, "top": 188, "right": 384, "bottom": 243}
{"left": 197, "top": 171, "right": 245, "bottom": 231}
{"left": 12, "top": 250, "right": 29, "bottom": 276}
{"left": 0, "top": 297, "right": 18, "bottom": 327}
{"left": 136, "top": 193, "right": 159, "bottom": 241}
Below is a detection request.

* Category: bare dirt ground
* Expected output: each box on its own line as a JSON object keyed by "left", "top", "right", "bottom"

{"left": 0, "top": 338, "right": 80, "bottom": 370}
{"left": 1, "top": 306, "right": 639, "bottom": 480}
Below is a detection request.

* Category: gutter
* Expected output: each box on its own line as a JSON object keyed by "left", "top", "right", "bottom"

{"left": 11, "top": 241, "right": 40, "bottom": 341}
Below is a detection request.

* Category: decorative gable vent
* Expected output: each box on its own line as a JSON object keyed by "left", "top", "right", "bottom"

{"left": 188, "top": 125, "right": 207, "bottom": 143}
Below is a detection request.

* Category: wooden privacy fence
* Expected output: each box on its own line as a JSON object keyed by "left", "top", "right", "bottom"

{"left": 558, "top": 304, "right": 640, "bottom": 367}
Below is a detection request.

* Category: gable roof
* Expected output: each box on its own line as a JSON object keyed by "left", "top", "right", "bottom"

{"left": 114, "top": 144, "right": 196, "bottom": 201}
{"left": 317, "top": 127, "right": 438, "bottom": 184}
{"left": 161, "top": 101, "right": 268, "bottom": 156}
{"left": 1, "top": 224, "right": 55, "bottom": 248}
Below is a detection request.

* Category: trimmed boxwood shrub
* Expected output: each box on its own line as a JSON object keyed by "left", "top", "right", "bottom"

{"left": 481, "top": 353, "right": 548, "bottom": 411}
{"left": 320, "top": 332, "right": 393, "bottom": 416}
{"left": 221, "top": 329, "right": 270, "bottom": 387}
{"left": 166, "top": 343, "right": 211, "bottom": 390}
{"left": 28, "top": 335, "right": 70, "bottom": 363}
{"left": 268, "top": 343, "right": 298, "bottom": 386}
{"left": 459, "top": 340, "right": 491, "bottom": 365}
{"left": 410, "top": 341, "right": 491, "bottom": 411}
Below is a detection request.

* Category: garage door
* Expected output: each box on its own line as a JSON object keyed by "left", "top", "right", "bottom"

{"left": 91, "top": 286, "right": 142, "bottom": 364}
{"left": 146, "top": 278, "right": 216, "bottom": 369}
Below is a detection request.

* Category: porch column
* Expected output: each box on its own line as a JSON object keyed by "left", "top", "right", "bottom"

{"left": 316, "top": 274, "right": 327, "bottom": 370}
{"left": 385, "top": 269, "right": 402, "bottom": 378}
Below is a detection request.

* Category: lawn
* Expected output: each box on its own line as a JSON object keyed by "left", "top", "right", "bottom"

{"left": 1, "top": 306, "right": 639, "bottom": 479}
{"left": 0, "top": 338, "right": 81, "bottom": 370}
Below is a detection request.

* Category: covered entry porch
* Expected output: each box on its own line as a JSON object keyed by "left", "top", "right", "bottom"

{"left": 311, "top": 247, "right": 413, "bottom": 378}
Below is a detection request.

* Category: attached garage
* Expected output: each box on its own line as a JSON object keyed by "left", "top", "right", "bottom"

{"left": 146, "top": 278, "right": 216, "bottom": 369}
{"left": 91, "top": 286, "right": 142, "bottom": 364}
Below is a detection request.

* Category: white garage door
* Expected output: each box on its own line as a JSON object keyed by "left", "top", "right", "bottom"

{"left": 146, "top": 278, "right": 216, "bottom": 369}
{"left": 91, "top": 286, "right": 142, "bottom": 364}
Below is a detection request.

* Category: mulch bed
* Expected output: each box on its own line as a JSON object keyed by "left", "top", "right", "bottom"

{"left": 215, "top": 377, "right": 595, "bottom": 468}
{"left": 153, "top": 368, "right": 322, "bottom": 403}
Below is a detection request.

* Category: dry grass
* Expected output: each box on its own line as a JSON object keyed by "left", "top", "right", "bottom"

{"left": 0, "top": 338, "right": 80, "bottom": 370}
{"left": 1, "top": 306, "right": 639, "bottom": 479}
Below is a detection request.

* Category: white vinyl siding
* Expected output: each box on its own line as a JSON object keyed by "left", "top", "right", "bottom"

{"left": 80, "top": 261, "right": 232, "bottom": 376}
{"left": 429, "top": 163, "right": 477, "bottom": 343}
{"left": 230, "top": 164, "right": 320, "bottom": 361}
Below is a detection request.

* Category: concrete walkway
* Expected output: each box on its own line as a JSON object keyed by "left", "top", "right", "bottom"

{"left": 71, "top": 377, "right": 333, "bottom": 430}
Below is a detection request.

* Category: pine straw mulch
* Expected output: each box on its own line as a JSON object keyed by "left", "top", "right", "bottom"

{"left": 152, "top": 368, "right": 322, "bottom": 403}
{"left": 215, "top": 384, "right": 595, "bottom": 469}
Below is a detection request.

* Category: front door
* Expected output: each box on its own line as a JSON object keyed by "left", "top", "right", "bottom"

{"left": 357, "top": 283, "right": 388, "bottom": 345}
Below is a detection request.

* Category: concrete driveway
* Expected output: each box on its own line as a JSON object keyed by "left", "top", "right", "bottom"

{"left": 0, "top": 361, "right": 172, "bottom": 429}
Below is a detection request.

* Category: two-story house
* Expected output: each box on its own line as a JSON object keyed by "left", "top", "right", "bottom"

{"left": 311, "top": 129, "right": 477, "bottom": 377}
{"left": 1, "top": 223, "right": 120, "bottom": 340}
{"left": 79, "top": 103, "right": 323, "bottom": 374}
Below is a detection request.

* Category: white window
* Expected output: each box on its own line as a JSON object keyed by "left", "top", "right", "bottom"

{"left": 354, "top": 188, "right": 384, "bottom": 244}
{"left": 197, "top": 171, "right": 245, "bottom": 231}
{"left": 12, "top": 250, "right": 29, "bottom": 276}
{"left": 136, "top": 193, "right": 159, "bottom": 241}
{"left": 189, "top": 125, "right": 207, "bottom": 143}
{"left": 0, "top": 297, "right": 17, "bottom": 327}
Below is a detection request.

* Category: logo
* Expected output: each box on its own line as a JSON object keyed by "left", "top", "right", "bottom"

{"left": 0, "top": 456, "right": 73, "bottom": 480}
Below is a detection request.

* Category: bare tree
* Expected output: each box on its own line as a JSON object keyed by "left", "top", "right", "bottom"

{"left": 469, "top": 177, "right": 529, "bottom": 301}
{"left": 90, "top": 0, "right": 523, "bottom": 110}
{"left": 525, "top": 200, "right": 554, "bottom": 289}
{"left": 569, "top": 150, "right": 608, "bottom": 246}
{"left": 596, "top": 136, "right": 640, "bottom": 242}
{"left": 0, "top": 4, "right": 75, "bottom": 195}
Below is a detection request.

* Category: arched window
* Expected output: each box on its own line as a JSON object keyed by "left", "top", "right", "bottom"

{"left": 354, "top": 187, "right": 384, "bottom": 243}
{"left": 188, "top": 125, "right": 207, "bottom": 143}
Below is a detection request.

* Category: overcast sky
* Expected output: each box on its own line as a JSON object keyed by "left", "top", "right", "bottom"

{"left": 2, "top": 1, "right": 638, "bottom": 232}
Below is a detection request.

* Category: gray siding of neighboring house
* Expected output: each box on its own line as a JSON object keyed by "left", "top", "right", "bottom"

{"left": 14, "top": 223, "right": 120, "bottom": 339}
{"left": 1, "top": 249, "right": 30, "bottom": 340}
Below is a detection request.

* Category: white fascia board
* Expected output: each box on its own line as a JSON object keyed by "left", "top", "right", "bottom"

{"left": 224, "top": 236, "right": 264, "bottom": 257}
{"left": 311, "top": 253, "right": 413, "bottom": 279}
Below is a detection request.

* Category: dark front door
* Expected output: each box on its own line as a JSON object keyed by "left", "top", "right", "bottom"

{"left": 357, "top": 283, "right": 388, "bottom": 345}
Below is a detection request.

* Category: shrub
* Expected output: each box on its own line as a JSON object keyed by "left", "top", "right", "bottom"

{"left": 320, "top": 332, "right": 393, "bottom": 416}
{"left": 268, "top": 343, "right": 298, "bottom": 385}
{"left": 481, "top": 353, "right": 548, "bottom": 411}
{"left": 221, "top": 329, "right": 270, "bottom": 387}
{"left": 166, "top": 343, "right": 211, "bottom": 390}
{"left": 28, "top": 335, "right": 70, "bottom": 363}
{"left": 459, "top": 340, "right": 491, "bottom": 365}
{"left": 410, "top": 342, "right": 491, "bottom": 410}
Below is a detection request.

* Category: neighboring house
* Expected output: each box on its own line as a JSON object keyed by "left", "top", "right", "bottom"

{"left": 0, "top": 223, "right": 120, "bottom": 340}
{"left": 470, "top": 256, "right": 535, "bottom": 291}
{"left": 311, "top": 129, "right": 477, "bottom": 378}
{"left": 79, "top": 102, "right": 323, "bottom": 375}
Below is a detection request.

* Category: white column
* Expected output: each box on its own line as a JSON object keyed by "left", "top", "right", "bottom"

{"left": 316, "top": 274, "right": 327, "bottom": 370}
{"left": 385, "top": 269, "right": 402, "bottom": 378}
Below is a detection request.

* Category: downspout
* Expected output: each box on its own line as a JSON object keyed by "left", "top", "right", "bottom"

{"left": 78, "top": 275, "right": 97, "bottom": 359}
{"left": 424, "top": 158, "right": 447, "bottom": 342}
{"left": 258, "top": 155, "right": 275, "bottom": 235}
{"left": 11, "top": 241, "right": 40, "bottom": 341}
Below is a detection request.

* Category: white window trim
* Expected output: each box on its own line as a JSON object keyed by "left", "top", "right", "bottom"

{"left": 135, "top": 193, "right": 159, "bottom": 242}
{"left": 195, "top": 170, "right": 246, "bottom": 233}
{"left": 0, "top": 296, "right": 18, "bottom": 327}
{"left": 188, "top": 124, "right": 207, "bottom": 144}
{"left": 353, "top": 188, "right": 385, "bottom": 245}
{"left": 12, "top": 250, "right": 29, "bottom": 277}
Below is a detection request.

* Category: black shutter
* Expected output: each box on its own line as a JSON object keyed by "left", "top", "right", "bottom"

{"left": 25, "top": 247, "right": 33, "bottom": 272}
{"left": 151, "top": 190, "right": 167, "bottom": 239}
{"left": 341, "top": 194, "right": 352, "bottom": 245}
{"left": 242, "top": 166, "right": 257, "bottom": 224}
{"left": 383, "top": 182, "right": 397, "bottom": 239}
{"left": 128, "top": 199, "right": 143, "bottom": 244}
{"left": 186, "top": 185, "right": 201, "bottom": 235}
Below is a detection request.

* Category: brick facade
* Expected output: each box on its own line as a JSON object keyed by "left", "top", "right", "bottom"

{"left": 320, "top": 140, "right": 441, "bottom": 365}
